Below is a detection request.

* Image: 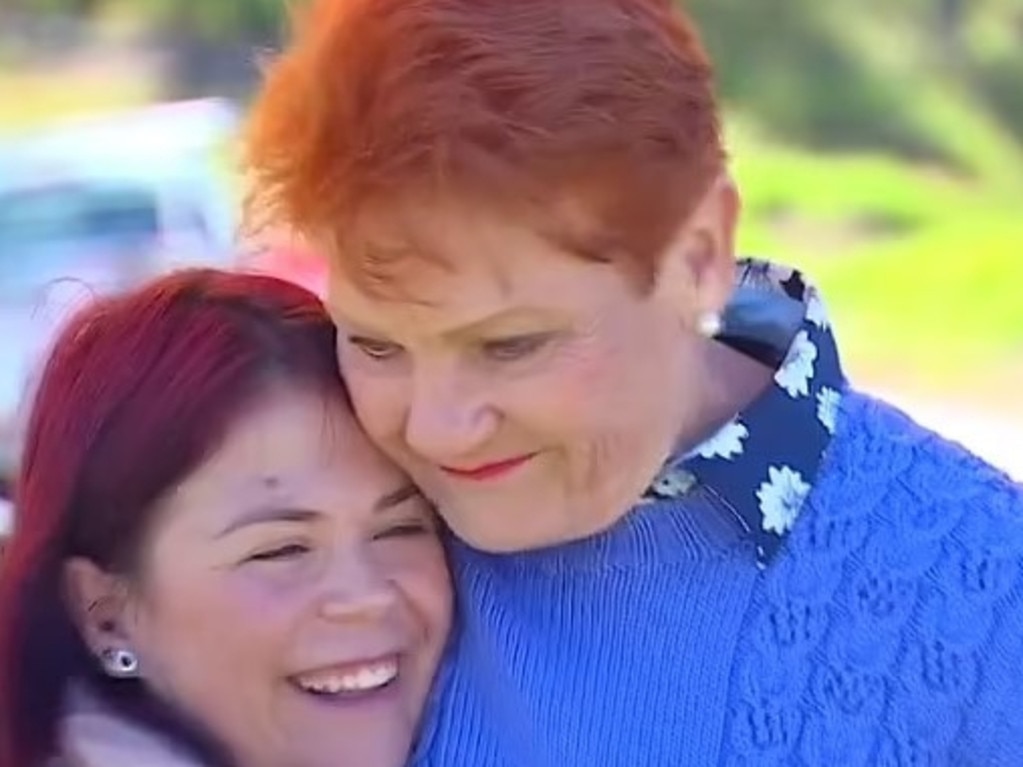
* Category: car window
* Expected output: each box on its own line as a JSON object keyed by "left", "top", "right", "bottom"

{"left": 0, "top": 182, "right": 160, "bottom": 293}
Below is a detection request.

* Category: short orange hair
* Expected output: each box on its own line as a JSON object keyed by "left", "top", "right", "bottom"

{"left": 243, "top": 0, "right": 725, "bottom": 288}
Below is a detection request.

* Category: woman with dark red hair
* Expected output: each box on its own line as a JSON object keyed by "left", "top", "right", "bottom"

{"left": 0, "top": 269, "right": 452, "bottom": 767}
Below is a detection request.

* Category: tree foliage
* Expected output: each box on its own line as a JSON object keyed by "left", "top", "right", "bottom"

{"left": 7, "top": 0, "right": 1022, "bottom": 155}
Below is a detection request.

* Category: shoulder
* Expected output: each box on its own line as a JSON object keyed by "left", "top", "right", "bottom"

{"left": 57, "top": 684, "right": 207, "bottom": 767}
{"left": 784, "top": 388, "right": 1023, "bottom": 763}
{"left": 819, "top": 388, "right": 1021, "bottom": 515}
{"left": 807, "top": 389, "right": 1023, "bottom": 589}
{"left": 812, "top": 389, "right": 1023, "bottom": 614}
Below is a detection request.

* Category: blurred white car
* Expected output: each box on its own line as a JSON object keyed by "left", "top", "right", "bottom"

{"left": 0, "top": 99, "right": 241, "bottom": 519}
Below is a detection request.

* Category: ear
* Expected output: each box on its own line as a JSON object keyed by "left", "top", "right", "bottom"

{"left": 63, "top": 557, "right": 134, "bottom": 660}
{"left": 652, "top": 173, "right": 740, "bottom": 326}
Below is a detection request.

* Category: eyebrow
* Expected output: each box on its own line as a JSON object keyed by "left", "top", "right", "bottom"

{"left": 374, "top": 483, "right": 421, "bottom": 512}
{"left": 340, "top": 307, "right": 560, "bottom": 341}
{"left": 214, "top": 483, "right": 421, "bottom": 538}
{"left": 444, "top": 308, "right": 555, "bottom": 339}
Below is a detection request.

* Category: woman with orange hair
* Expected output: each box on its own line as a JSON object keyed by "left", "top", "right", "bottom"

{"left": 245, "top": 1, "right": 1023, "bottom": 765}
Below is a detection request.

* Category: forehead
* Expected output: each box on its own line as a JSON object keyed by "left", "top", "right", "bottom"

{"left": 326, "top": 198, "right": 632, "bottom": 332}
{"left": 159, "top": 387, "right": 399, "bottom": 527}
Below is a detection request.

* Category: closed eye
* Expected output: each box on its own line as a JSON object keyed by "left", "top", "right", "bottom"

{"left": 480, "top": 333, "right": 551, "bottom": 361}
{"left": 247, "top": 543, "right": 309, "bottom": 563}
{"left": 374, "top": 521, "right": 432, "bottom": 541}
{"left": 348, "top": 336, "right": 404, "bottom": 361}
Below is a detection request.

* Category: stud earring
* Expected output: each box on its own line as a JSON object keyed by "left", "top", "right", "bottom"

{"left": 697, "top": 311, "right": 723, "bottom": 339}
{"left": 101, "top": 647, "right": 140, "bottom": 679}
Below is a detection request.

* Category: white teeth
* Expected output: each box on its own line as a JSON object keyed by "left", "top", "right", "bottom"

{"left": 296, "top": 659, "right": 399, "bottom": 695}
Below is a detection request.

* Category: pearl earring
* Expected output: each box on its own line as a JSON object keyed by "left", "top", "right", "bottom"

{"left": 697, "top": 311, "right": 723, "bottom": 339}
{"left": 101, "top": 647, "right": 140, "bottom": 679}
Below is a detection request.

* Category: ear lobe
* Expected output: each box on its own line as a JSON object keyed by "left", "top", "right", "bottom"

{"left": 63, "top": 558, "right": 132, "bottom": 658}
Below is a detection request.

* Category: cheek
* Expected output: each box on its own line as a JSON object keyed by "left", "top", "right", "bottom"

{"left": 381, "top": 541, "right": 453, "bottom": 643}
{"left": 509, "top": 343, "right": 635, "bottom": 439}
{"left": 509, "top": 341, "right": 666, "bottom": 487}
{"left": 131, "top": 570, "right": 296, "bottom": 695}
{"left": 343, "top": 370, "right": 408, "bottom": 445}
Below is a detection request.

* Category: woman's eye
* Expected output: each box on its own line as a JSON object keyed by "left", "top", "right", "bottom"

{"left": 247, "top": 544, "right": 309, "bottom": 563}
{"left": 374, "top": 522, "right": 430, "bottom": 541}
{"left": 349, "top": 336, "right": 403, "bottom": 361}
{"left": 481, "top": 334, "right": 550, "bottom": 361}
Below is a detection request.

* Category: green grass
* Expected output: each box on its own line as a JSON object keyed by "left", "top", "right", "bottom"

{"left": 803, "top": 216, "right": 1023, "bottom": 373}
{"left": 731, "top": 122, "right": 1023, "bottom": 385}
{"left": 698, "top": 0, "right": 1023, "bottom": 386}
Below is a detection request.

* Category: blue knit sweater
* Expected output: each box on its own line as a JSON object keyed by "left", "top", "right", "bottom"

{"left": 412, "top": 262, "right": 1023, "bottom": 766}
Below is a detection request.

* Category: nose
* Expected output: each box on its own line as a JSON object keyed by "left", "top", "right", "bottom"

{"left": 403, "top": 369, "right": 498, "bottom": 462}
{"left": 315, "top": 551, "right": 398, "bottom": 624}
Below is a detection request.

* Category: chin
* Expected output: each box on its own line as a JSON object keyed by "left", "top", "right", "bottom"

{"left": 447, "top": 518, "right": 567, "bottom": 553}
{"left": 464, "top": 511, "right": 627, "bottom": 553}
{"left": 286, "top": 742, "right": 411, "bottom": 767}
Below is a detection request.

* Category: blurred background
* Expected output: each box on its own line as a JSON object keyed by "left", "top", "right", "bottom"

{"left": 0, "top": 0, "right": 1020, "bottom": 515}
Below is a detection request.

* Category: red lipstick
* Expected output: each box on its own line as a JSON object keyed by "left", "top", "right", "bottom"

{"left": 441, "top": 454, "right": 535, "bottom": 481}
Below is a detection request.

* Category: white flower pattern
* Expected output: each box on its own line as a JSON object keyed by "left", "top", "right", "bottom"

{"left": 817, "top": 387, "right": 841, "bottom": 434}
{"left": 757, "top": 466, "right": 811, "bottom": 535}
{"left": 766, "top": 263, "right": 796, "bottom": 288}
{"left": 805, "top": 287, "right": 830, "bottom": 329}
{"left": 691, "top": 419, "right": 749, "bottom": 460}
{"left": 775, "top": 331, "right": 817, "bottom": 398}
{"left": 639, "top": 258, "right": 845, "bottom": 565}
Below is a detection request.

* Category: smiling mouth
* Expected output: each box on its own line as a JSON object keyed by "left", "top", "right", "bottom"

{"left": 440, "top": 453, "right": 536, "bottom": 481}
{"left": 292, "top": 656, "right": 399, "bottom": 697}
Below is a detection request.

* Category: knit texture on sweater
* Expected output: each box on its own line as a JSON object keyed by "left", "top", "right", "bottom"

{"left": 413, "top": 392, "right": 1023, "bottom": 766}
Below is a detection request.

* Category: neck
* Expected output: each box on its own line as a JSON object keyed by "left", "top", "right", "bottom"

{"left": 675, "top": 340, "right": 775, "bottom": 453}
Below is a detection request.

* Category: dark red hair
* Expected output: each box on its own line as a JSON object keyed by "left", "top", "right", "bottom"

{"left": 0, "top": 269, "right": 342, "bottom": 767}
{"left": 243, "top": 0, "right": 725, "bottom": 289}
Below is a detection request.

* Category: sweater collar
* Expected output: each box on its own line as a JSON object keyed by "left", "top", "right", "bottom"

{"left": 642, "top": 258, "right": 848, "bottom": 567}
